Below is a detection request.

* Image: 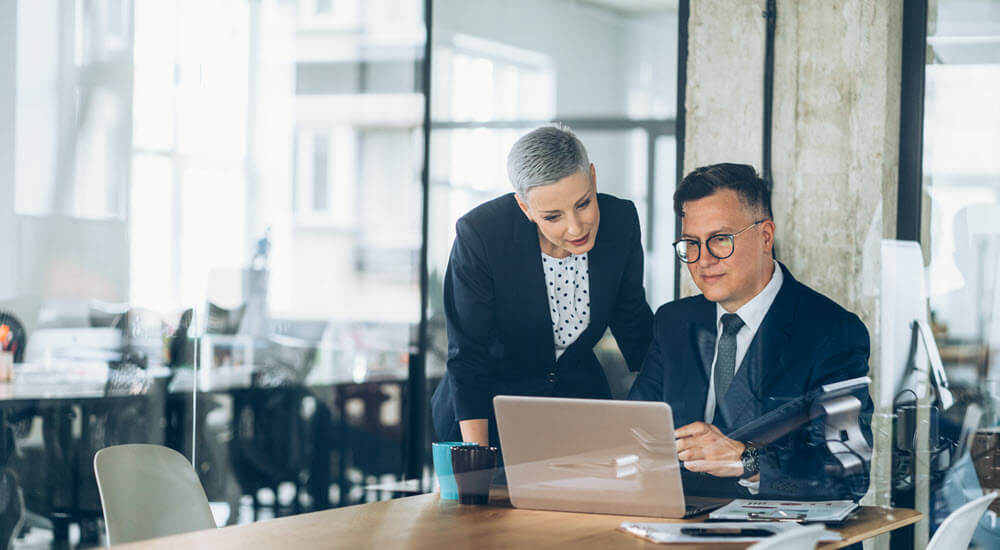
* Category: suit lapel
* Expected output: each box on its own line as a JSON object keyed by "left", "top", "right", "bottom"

{"left": 756, "top": 265, "right": 797, "bottom": 391}
{"left": 691, "top": 300, "right": 716, "bottom": 384}
{"left": 580, "top": 205, "right": 611, "bottom": 347}
{"left": 561, "top": 199, "right": 612, "bottom": 362}
{"left": 514, "top": 208, "right": 555, "bottom": 365}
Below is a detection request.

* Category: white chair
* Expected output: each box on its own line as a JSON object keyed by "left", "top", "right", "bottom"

{"left": 926, "top": 492, "right": 997, "bottom": 550}
{"left": 94, "top": 444, "right": 216, "bottom": 546}
{"left": 748, "top": 524, "right": 827, "bottom": 550}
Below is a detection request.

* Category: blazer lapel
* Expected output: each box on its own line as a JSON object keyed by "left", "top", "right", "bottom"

{"left": 580, "top": 217, "right": 610, "bottom": 347}
{"left": 514, "top": 210, "right": 556, "bottom": 365}
{"left": 756, "top": 264, "right": 797, "bottom": 392}
{"left": 692, "top": 301, "right": 716, "bottom": 383}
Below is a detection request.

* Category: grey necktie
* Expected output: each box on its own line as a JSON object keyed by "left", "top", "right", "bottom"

{"left": 714, "top": 313, "right": 745, "bottom": 405}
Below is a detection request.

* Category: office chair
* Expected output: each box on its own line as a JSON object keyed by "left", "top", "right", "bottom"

{"left": 926, "top": 492, "right": 997, "bottom": 550}
{"left": 747, "top": 524, "right": 827, "bottom": 550}
{"left": 93, "top": 444, "right": 216, "bottom": 545}
{"left": 0, "top": 424, "right": 24, "bottom": 550}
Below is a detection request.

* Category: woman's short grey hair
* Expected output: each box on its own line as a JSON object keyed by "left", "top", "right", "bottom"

{"left": 506, "top": 124, "right": 591, "bottom": 199}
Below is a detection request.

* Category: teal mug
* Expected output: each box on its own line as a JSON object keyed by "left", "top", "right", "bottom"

{"left": 432, "top": 441, "right": 478, "bottom": 500}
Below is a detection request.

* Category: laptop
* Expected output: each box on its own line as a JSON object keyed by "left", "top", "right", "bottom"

{"left": 494, "top": 396, "right": 724, "bottom": 518}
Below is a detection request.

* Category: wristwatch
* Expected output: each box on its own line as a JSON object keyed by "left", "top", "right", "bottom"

{"left": 740, "top": 442, "right": 760, "bottom": 479}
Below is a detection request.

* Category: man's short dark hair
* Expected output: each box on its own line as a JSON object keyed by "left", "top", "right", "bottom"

{"left": 674, "top": 163, "right": 773, "bottom": 219}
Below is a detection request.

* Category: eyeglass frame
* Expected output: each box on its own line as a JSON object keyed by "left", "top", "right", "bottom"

{"left": 672, "top": 219, "right": 769, "bottom": 264}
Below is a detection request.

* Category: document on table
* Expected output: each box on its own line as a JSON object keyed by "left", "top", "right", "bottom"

{"left": 709, "top": 499, "right": 859, "bottom": 522}
{"left": 618, "top": 521, "right": 842, "bottom": 544}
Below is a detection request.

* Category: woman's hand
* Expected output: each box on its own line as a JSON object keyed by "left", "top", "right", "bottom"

{"left": 459, "top": 419, "right": 489, "bottom": 446}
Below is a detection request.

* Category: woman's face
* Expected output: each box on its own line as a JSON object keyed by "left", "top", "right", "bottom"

{"left": 516, "top": 165, "right": 600, "bottom": 259}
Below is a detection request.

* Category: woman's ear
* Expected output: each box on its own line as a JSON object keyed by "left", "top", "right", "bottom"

{"left": 590, "top": 163, "right": 597, "bottom": 192}
{"left": 515, "top": 193, "right": 533, "bottom": 222}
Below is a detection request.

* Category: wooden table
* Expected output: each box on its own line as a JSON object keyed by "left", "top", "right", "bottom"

{"left": 113, "top": 488, "right": 921, "bottom": 549}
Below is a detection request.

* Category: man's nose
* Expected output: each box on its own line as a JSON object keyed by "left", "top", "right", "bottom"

{"left": 697, "top": 245, "right": 719, "bottom": 266}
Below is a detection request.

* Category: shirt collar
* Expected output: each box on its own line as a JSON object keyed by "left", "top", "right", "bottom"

{"left": 715, "top": 260, "right": 783, "bottom": 334}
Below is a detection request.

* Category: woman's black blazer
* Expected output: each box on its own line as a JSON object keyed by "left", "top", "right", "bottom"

{"left": 431, "top": 192, "right": 654, "bottom": 444}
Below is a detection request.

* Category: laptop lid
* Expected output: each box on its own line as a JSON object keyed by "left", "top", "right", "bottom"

{"left": 494, "top": 396, "right": 687, "bottom": 518}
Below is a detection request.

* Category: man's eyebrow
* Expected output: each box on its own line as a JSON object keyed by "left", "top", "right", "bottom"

{"left": 680, "top": 226, "right": 737, "bottom": 239}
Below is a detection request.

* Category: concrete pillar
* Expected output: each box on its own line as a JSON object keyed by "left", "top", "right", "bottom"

{"left": 683, "top": 2, "right": 902, "bottom": 546}
{"left": 683, "top": 0, "right": 765, "bottom": 172}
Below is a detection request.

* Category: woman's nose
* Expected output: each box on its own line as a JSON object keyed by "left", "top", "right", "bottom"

{"left": 567, "top": 214, "right": 582, "bottom": 236}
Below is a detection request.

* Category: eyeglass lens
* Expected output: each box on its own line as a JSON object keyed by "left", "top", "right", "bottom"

{"left": 674, "top": 235, "right": 735, "bottom": 263}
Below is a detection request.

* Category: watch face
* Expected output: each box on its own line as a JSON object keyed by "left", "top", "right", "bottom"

{"left": 741, "top": 446, "right": 759, "bottom": 478}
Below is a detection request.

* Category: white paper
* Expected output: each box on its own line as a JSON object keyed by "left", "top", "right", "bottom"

{"left": 619, "top": 521, "right": 842, "bottom": 544}
{"left": 709, "top": 499, "right": 858, "bottom": 522}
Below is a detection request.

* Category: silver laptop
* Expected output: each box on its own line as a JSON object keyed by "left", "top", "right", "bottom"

{"left": 494, "top": 396, "right": 723, "bottom": 518}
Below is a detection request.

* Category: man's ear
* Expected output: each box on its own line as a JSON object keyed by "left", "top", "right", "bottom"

{"left": 760, "top": 219, "right": 776, "bottom": 254}
{"left": 515, "top": 193, "right": 533, "bottom": 221}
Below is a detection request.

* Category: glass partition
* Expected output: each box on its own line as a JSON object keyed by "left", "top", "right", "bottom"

{"left": 3, "top": 0, "right": 424, "bottom": 546}
{"left": 913, "top": 0, "right": 1000, "bottom": 547}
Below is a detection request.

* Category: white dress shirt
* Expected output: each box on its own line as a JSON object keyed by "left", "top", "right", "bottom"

{"left": 702, "top": 261, "right": 783, "bottom": 493}
{"left": 704, "top": 260, "right": 784, "bottom": 423}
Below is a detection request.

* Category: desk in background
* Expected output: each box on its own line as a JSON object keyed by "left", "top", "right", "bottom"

{"left": 110, "top": 488, "right": 922, "bottom": 550}
{"left": 0, "top": 362, "right": 410, "bottom": 546}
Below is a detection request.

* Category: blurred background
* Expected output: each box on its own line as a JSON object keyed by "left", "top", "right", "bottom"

{"left": 1, "top": 0, "right": 999, "bottom": 548}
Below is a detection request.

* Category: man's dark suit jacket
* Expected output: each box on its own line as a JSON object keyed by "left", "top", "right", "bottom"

{"left": 628, "top": 263, "right": 873, "bottom": 500}
{"left": 432, "top": 192, "right": 653, "bottom": 447}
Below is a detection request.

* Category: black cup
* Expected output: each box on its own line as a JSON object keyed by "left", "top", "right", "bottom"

{"left": 450, "top": 445, "right": 498, "bottom": 505}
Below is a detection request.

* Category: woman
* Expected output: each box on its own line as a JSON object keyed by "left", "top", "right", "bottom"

{"left": 431, "top": 125, "right": 654, "bottom": 447}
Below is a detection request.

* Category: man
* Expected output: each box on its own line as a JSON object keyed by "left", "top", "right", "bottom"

{"left": 629, "top": 163, "right": 872, "bottom": 500}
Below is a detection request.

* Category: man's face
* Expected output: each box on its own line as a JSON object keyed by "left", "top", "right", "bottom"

{"left": 680, "top": 189, "right": 775, "bottom": 312}
{"left": 516, "top": 165, "right": 600, "bottom": 258}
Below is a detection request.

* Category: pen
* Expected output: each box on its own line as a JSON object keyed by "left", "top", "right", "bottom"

{"left": 681, "top": 527, "right": 775, "bottom": 537}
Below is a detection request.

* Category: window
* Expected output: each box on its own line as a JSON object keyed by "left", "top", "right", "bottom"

{"left": 295, "top": 127, "right": 358, "bottom": 227}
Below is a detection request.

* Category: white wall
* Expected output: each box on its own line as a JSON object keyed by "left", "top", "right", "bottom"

{"left": 0, "top": 0, "right": 16, "bottom": 304}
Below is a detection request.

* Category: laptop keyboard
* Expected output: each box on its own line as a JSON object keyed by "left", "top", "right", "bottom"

{"left": 684, "top": 497, "right": 725, "bottom": 518}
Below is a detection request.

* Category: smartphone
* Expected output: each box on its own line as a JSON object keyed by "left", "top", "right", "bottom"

{"left": 680, "top": 527, "right": 775, "bottom": 538}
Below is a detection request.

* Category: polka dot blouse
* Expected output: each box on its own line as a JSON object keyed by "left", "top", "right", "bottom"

{"left": 542, "top": 252, "right": 591, "bottom": 360}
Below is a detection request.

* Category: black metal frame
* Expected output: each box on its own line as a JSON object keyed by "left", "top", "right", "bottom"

{"left": 897, "top": 0, "right": 928, "bottom": 243}
{"left": 762, "top": 0, "right": 776, "bottom": 185}
{"left": 891, "top": 1, "right": 928, "bottom": 548}
{"left": 673, "top": 0, "right": 689, "bottom": 299}
{"left": 404, "top": 0, "right": 433, "bottom": 485}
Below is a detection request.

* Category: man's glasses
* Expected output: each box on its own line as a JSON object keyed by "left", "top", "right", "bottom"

{"left": 672, "top": 220, "right": 767, "bottom": 264}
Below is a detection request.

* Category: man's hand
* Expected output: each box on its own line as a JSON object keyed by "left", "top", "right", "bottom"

{"left": 675, "top": 421, "right": 745, "bottom": 478}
